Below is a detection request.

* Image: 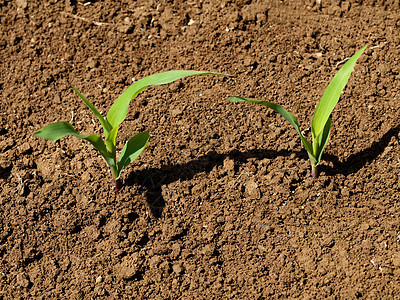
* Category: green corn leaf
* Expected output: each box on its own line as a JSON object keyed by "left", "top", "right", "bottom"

{"left": 106, "top": 70, "right": 230, "bottom": 128}
{"left": 72, "top": 86, "right": 113, "bottom": 136}
{"left": 33, "top": 122, "right": 114, "bottom": 166}
{"left": 116, "top": 132, "right": 150, "bottom": 178}
{"left": 315, "top": 117, "right": 331, "bottom": 164}
{"left": 105, "top": 125, "right": 119, "bottom": 154}
{"left": 229, "top": 96, "right": 314, "bottom": 157}
{"left": 311, "top": 45, "right": 367, "bottom": 139}
{"left": 229, "top": 97, "right": 312, "bottom": 153}
{"left": 307, "top": 152, "right": 318, "bottom": 166}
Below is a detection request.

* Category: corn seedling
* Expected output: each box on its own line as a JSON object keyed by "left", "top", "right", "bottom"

{"left": 229, "top": 45, "right": 366, "bottom": 178}
{"left": 34, "top": 70, "right": 227, "bottom": 191}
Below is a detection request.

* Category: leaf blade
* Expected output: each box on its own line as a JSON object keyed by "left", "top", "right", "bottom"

{"left": 106, "top": 70, "right": 231, "bottom": 128}
{"left": 105, "top": 125, "right": 119, "bottom": 154}
{"left": 34, "top": 121, "right": 82, "bottom": 140}
{"left": 72, "top": 86, "right": 112, "bottom": 135}
{"left": 34, "top": 122, "right": 114, "bottom": 166}
{"left": 229, "top": 96, "right": 314, "bottom": 158}
{"left": 315, "top": 117, "right": 331, "bottom": 164}
{"left": 311, "top": 45, "right": 367, "bottom": 138}
{"left": 116, "top": 132, "right": 150, "bottom": 178}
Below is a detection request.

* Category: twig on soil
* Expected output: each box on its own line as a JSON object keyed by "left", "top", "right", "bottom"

{"left": 61, "top": 12, "right": 115, "bottom": 26}
{"left": 70, "top": 111, "right": 74, "bottom": 123}
{"left": 369, "top": 42, "right": 388, "bottom": 49}
{"left": 62, "top": 172, "right": 78, "bottom": 177}
{"left": 336, "top": 42, "right": 387, "bottom": 68}
{"left": 370, "top": 42, "right": 388, "bottom": 49}
{"left": 80, "top": 1, "right": 93, "bottom": 6}
{"left": 335, "top": 57, "right": 350, "bottom": 68}
{"left": 15, "top": 173, "right": 25, "bottom": 195}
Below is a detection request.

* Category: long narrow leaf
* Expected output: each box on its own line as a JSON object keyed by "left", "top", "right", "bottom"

{"left": 33, "top": 122, "right": 114, "bottom": 166}
{"left": 311, "top": 45, "right": 367, "bottom": 139}
{"left": 105, "top": 125, "right": 119, "bottom": 154}
{"left": 229, "top": 97, "right": 314, "bottom": 157}
{"left": 117, "top": 132, "right": 150, "bottom": 178}
{"left": 107, "top": 70, "right": 230, "bottom": 128}
{"left": 72, "top": 86, "right": 113, "bottom": 136}
{"left": 315, "top": 117, "right": 331, "bottom": 163}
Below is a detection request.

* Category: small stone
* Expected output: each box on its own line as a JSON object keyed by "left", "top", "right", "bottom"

{"left": 104, "top": 219, "right": 122, "bottom": 235}
{"left": 15, "top": 0, "right": 27, "bottom": 10}
{"left": 159, "top": 261, "right": 170, "bottom": 275}
{"left": 18, "top": 142, "right": 31, "bottom": 154}
{"left": 116, "top": 253, "right": 142, "bottom": 280}
{"left": 361, "top": 239, "right": 373, "bottom": 254}
{"left": 170, "top": 243, "right": 181, "bottom": 259}
{"left": 241, "top": 2, "right": 269, "bottom": 24}
{"left": 87, "top": 58, "right": 98, "bottom": 69}
{"left": 383, "top": 146, "right": 393, "bottom": 157}
{"left": 243, "top": 57, "right": 253, "bottom": 66}
{"left": 360, "top": 222, "right": 370, "bottom": 231}
{"left": 16, "top": 273, "right": 30, "bottom": 288}
{"left": 392, "top": 253, "right": 400, "bottom": 267}
{"left": 9, "top": 33, "right": 18, "bottom": 45}
{"left": 172, "top": 263, "right": 183, "bottom": 275}
{"left": 311, "top": 52, "right": 323, "bottom": 59}
{"left": 54, "top": 94, "right": 61, "bottom": 104}
{"left": 222, "top": 157, "right": 235, "bottom": 175}
{"left": 84, "top": 225, "right": 100, "bottom": 241}
{"left": 71, "top": 290, "right": 84, "bottom": 300}
{"left": 171, "top": 108, "right": 182, "bottom": 117}
{"left": 202, "top": 244, "right": 215, "bottom": 257}
{"left": 117, "top": 23, "right": 134, "bottom": 34}
{"left": 149, "top": 256, "right": 161, "bottom": 269}
{"left": 64, "top": 52, "right": 73, "bottom": 61}
{"left": 95, "top": 276, "right": 103, "bottom": 284}
{"left": 245, "top": 180, "right": 261, "bottom": 200}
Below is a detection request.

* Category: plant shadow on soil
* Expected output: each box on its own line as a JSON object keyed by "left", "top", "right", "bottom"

{"left": 126, "top": 125, "right": 399, "bottom": 218}
{"left": 125, "top": 148, "right": 298, "bottom": 217}
{"left": 0, "top": 163, "right": 12, "bottom": 180}
{"left": 321, "top": 124, "right": 400, "bottom": 176}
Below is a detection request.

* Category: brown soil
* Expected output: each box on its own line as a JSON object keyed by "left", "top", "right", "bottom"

{"left": 1, "top": 0, "right": 400, "bottom": 298}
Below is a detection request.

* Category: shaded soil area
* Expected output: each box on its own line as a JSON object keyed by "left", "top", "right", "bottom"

{"left": 1, "top": 0, "right": 400, "bottom": 298}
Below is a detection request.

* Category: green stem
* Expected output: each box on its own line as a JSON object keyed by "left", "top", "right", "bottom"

{"left": 311, "top": 162, "right": 318, "bottom": 179}
{"left": 113, "top": 178, "right": 122, "bottom": 192}
{"left": 110, "top": 164, "right": 121, "bottom": 192}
